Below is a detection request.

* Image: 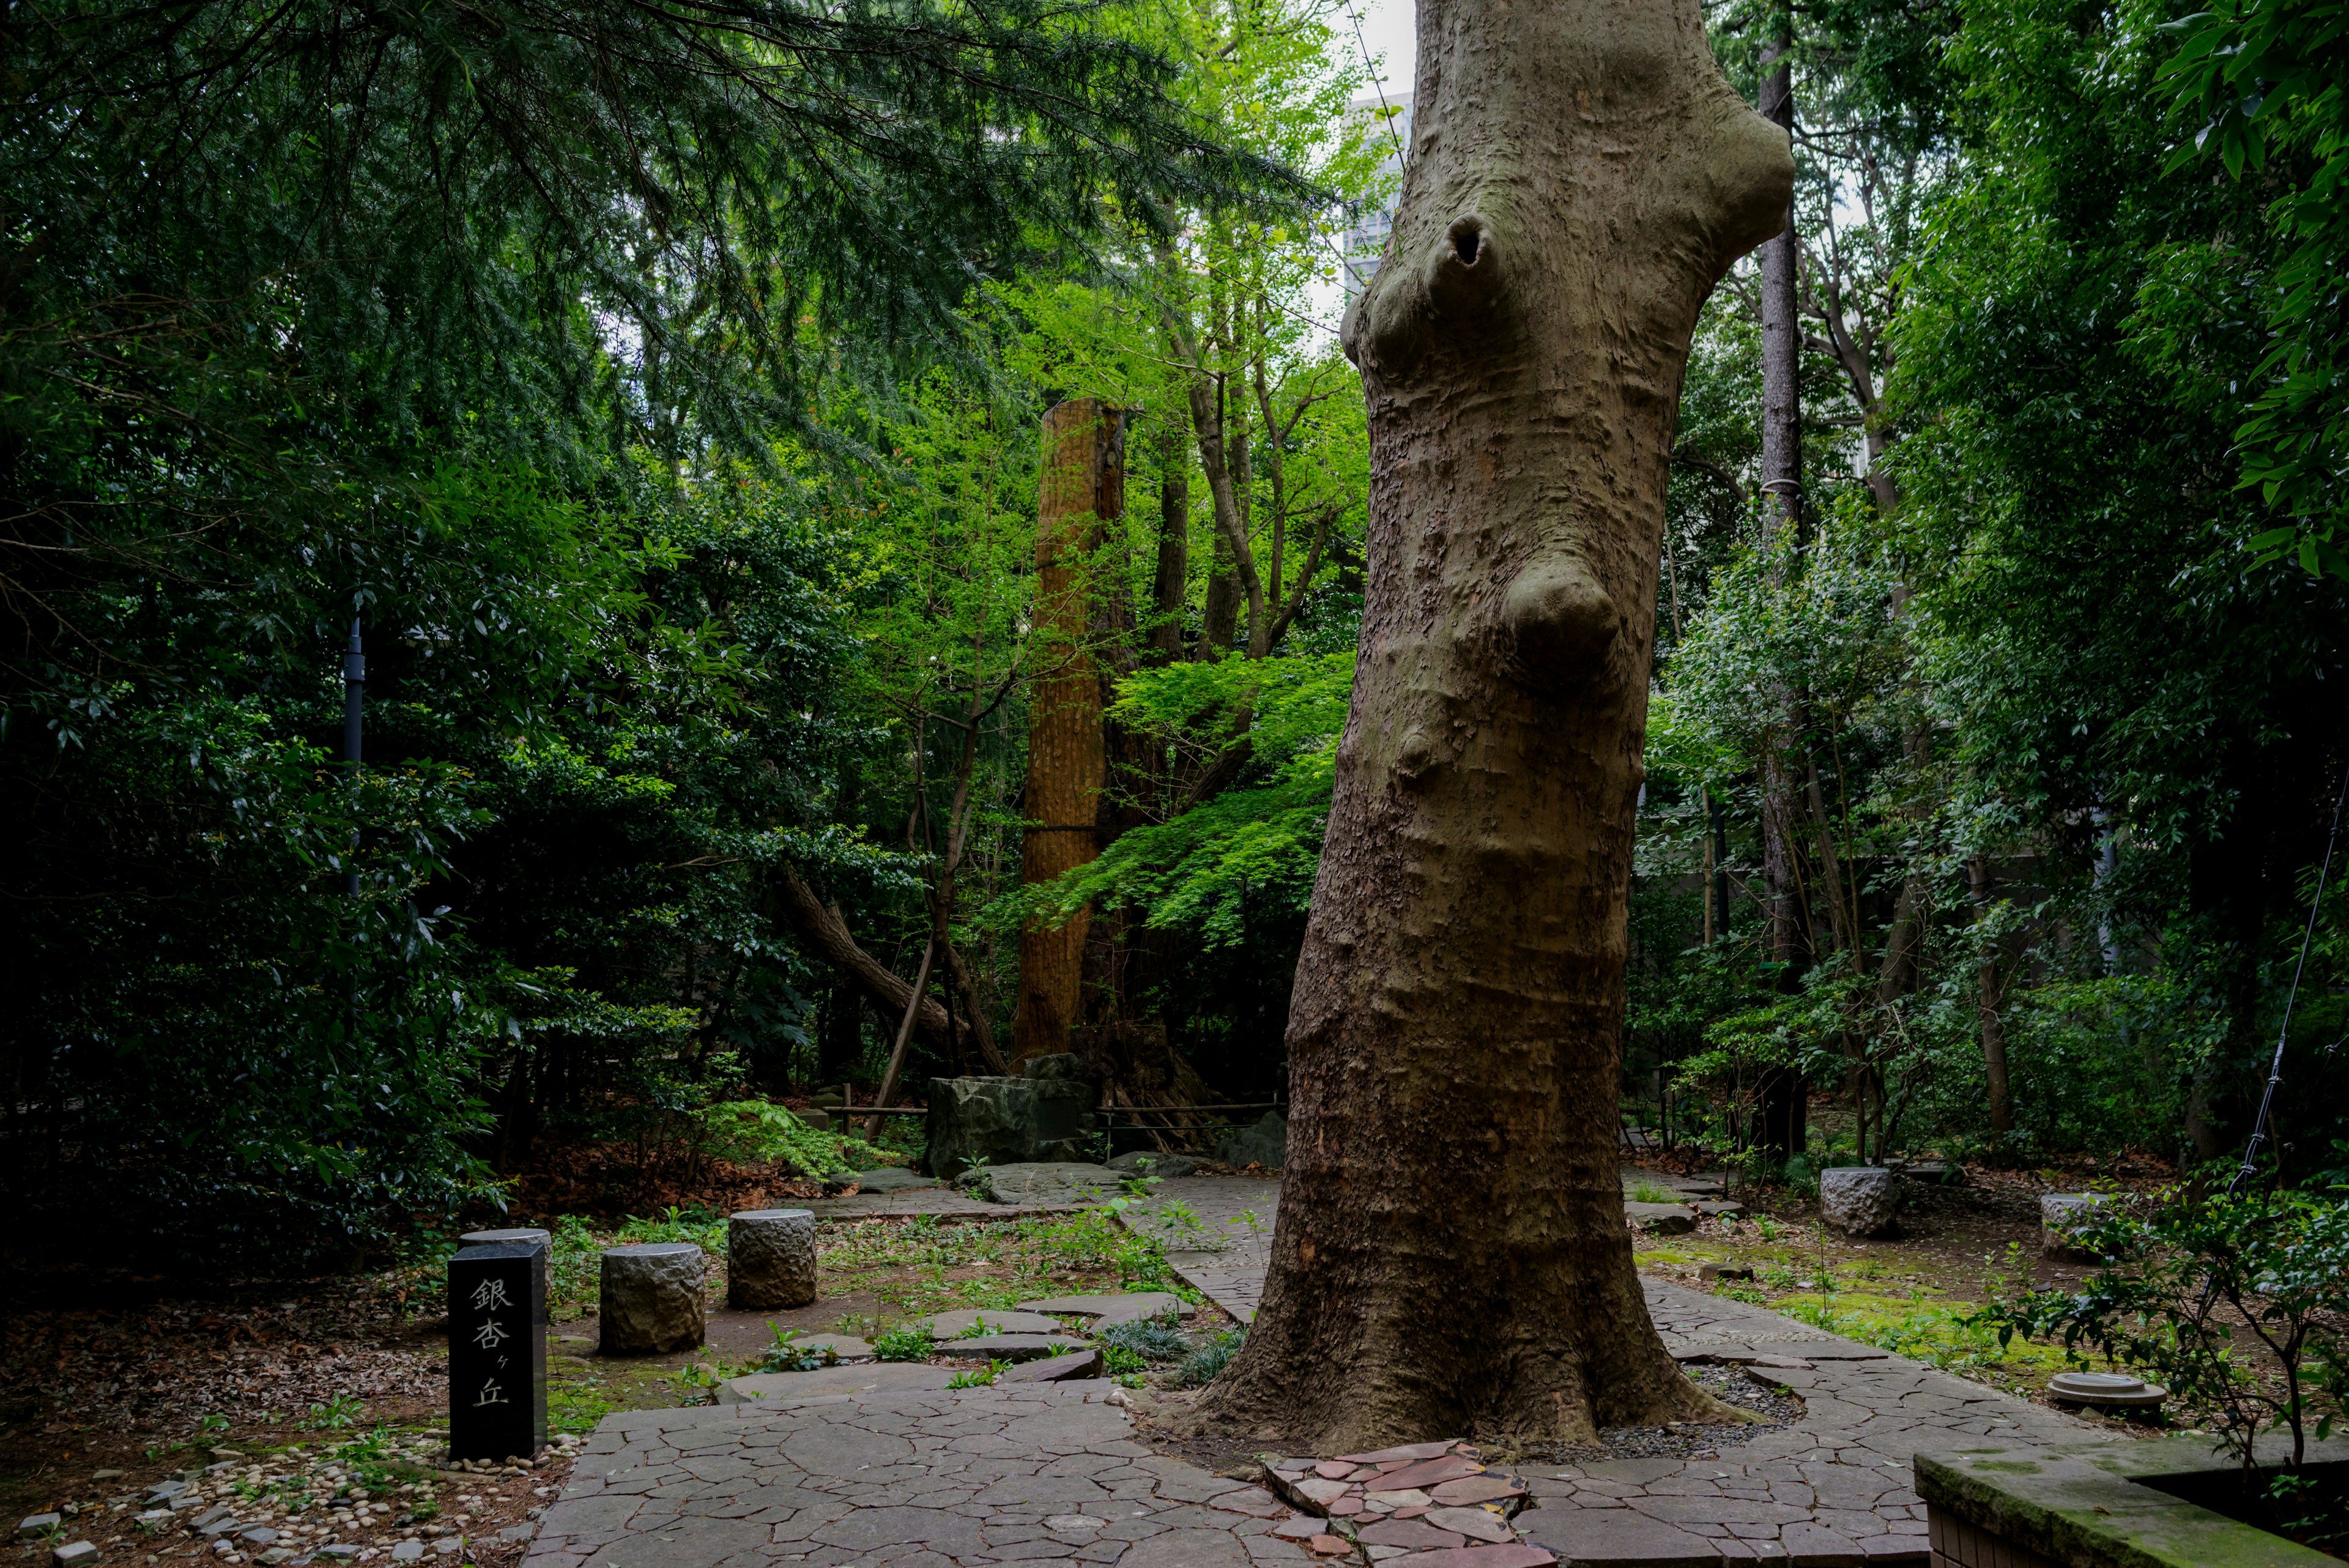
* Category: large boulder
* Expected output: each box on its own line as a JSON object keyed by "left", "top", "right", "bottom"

{"left": 924, "top": 1055, "right": 1096, "bottom": 1177}
{"left": 1819, "top": 1165, "right": 1899, "bottom": 1238}
{"left": 1214, "top": 1111, "right": 1288, "bottom": 1169}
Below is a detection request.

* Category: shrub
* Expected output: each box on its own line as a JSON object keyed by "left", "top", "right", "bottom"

{"left": 756, "top": 1325, "right": 831, "bottom": 1373}
{"left": 1976, "top": 1186, "right": 2349, "bottom": 1470}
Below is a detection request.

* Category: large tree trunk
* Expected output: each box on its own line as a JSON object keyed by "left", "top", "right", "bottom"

{"left": 1197, "top": 0, "right": 1789, "bottom": 1449}
{"left": 1012, "top": 399, "right": 1127, "bottom": 1063}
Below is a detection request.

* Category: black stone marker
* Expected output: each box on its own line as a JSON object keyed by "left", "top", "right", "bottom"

{"left": 448, "top": 1240, "right": 546, "bottom": 1462}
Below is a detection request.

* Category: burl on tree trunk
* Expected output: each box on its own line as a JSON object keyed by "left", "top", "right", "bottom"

{"left": 1198, "top": 0, "right": 1790, "bottom": 1448}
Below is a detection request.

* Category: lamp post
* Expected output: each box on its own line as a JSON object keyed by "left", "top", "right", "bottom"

{"left": 343, "top": 617, "right": 364, "bottom": 897}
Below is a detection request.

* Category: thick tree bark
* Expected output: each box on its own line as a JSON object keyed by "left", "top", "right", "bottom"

{"left": 1198, "top": 0, "right": 1789, "bottom": 1449}
{"left": 1012, "top": 399, "right": 1127, "bottom": 1063}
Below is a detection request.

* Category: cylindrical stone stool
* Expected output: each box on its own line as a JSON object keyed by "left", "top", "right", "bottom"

{"left": 598, "top": 1243, "right": 706, "bottom": 1354}
{"left": 462, "top": 1227, "right": 551, "bottom": 1250}
{"left": 728, "top": 1209, "right": 817, "bottom": 1310}
{"left": 1819, "top": 1165, "right": 1899, "bottom": 1238}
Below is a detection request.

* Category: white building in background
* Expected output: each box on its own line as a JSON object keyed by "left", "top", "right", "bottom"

{"left": 1339, "top": 92, "right": 1412, "bottom": 303}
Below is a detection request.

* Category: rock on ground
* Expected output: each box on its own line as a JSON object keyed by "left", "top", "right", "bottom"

{"left": 847, "top": 1166, "right": 938, "bottom": 1194}
{"left": 725, "top": 1209, "right": 816, "bottom": 1311}
{"left": 1214, "top": 1111, "right": 1287, "bottom": 1169}
{"left": 961, "top": 1162, "right": 1120, "bottom": 1205}
{"left": 1106, "top": 1150, "right": 1201, "bottom": 1178}
{"left": 2039, "top": 1192, "right": 2109, "bottom": 1260}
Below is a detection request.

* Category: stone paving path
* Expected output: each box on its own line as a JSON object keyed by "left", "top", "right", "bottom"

{"left": 800, "top": 1189, "right": 1085, "bottom": 1222}
{"left": 527, "top": 1383, "right": 1313, "bottom": 1568}
{"left": 1116, "top": 1178, "right": 1280, "bottom": 1323}
{"left": 1514, "top": 1283, "right": 2098, "bottom": 1565}
{"left": 530, "top": 1179, "right": 2106, "bottom": 1568}
{"left": 1110, "top": 1184, "right": 2106, "bottom": 1564}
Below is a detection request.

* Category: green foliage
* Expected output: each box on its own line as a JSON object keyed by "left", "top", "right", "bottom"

{"left": 700, "top": 1101, "right": 905, "bottom": 1177}
{"left": 1173, "top": 1325, "right": 1247, "bottom": 1388}
{"left": 1, "top": 0, "right": 1312, "bottom": 1264}
{"left": 945, "top": 1362, "right": 1005, "bottom": 1389}
{"left": 1976, "top": 1187, "right": 2349, "bottom": 1468}
{"left": 2158, "top": 0, "right": 2349, "bottom": 573}
{"left": 302, "top": 1397, "right": 365, "bottom": 1432}
{"left": 1097, "top": 1342, "right": 1150, "bottom": 1377}
{"left": 872, "top": 1325, "right": 936, "bottom": 1362}
{"left": 1012, "top": 652, "right": 1352, "bottom": 948}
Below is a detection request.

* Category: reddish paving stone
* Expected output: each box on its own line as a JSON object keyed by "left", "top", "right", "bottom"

{"left": 1335, "top": 1441, "right": 1457, "bottom": 1464}
{"left": 1375, "top": 1457, "right": 1486, "bottom": 1491}
{"left": 1358, "top": 1518, "right": 1467, "bottom": 1550}
{"left": 1315, "top": 1461, "right": 1357, "bottom": 1480}
{"left": 1307, "top": 1535, "right": 1352, "bottom": 1556}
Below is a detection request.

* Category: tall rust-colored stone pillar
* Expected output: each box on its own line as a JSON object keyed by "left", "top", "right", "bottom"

{"left": 1012, "top": 399, "right": 1127, "bottom": 1064}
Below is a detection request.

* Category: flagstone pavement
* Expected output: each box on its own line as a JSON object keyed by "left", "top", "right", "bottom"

{"left": 524, "top": 1179, "right": 2107, "bottom": 1568}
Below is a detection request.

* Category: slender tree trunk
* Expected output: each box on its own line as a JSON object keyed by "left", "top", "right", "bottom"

{"left": 772, "top": 868, "right": 959, "bottom": 1052}
{"left": 867, "top": 939, "right": 935, "bottom": 1139}
{"left": 1197, "top": 0, "right": 1789, "bottom": 1449}
{"left": 1086, "top": 434, "right": 1159, "bottom": 1025}
{"left": 818, "top": 976, "right": 863, "bottom": 1088}
{"left": 1184, "top": 373, "right": 1263, "bottom": 658}
{"left": 927, "top": 685, "right": 1011, "bottom": 1076}
{"left": 1969, "top": 856, "right": 2015, "bottom": 1136}
{"left": 1200, "top": 528, "right": 1239, "bottom": 660}
{"left": 1150, "top": 423, "right": 1190, "bottom": 666}
{"left": 1756, "top": 28, "right": 1809, "bottom": 985}
{"left": 1012, "top": 399, "right": 1127, "bottom": 1063}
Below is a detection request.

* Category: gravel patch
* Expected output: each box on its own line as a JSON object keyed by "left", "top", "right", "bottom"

{"left": 1510, "top": 1362, "right": 1804, "bottom": 1465}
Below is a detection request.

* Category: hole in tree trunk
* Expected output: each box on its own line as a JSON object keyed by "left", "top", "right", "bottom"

{"left": 1452, "top": 225, "right": 1482, "bottom": 264}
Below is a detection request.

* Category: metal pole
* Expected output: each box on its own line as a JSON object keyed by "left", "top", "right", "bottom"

{"left": 343, "top": 617, "right": 365, "bottom": 897}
